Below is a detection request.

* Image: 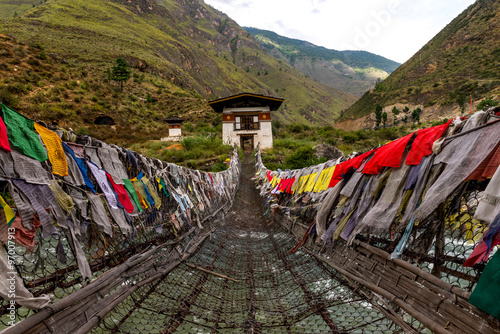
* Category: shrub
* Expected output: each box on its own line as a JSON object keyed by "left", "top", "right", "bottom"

{"left": 76, "top": 127, "right": 90, "bottom": 136}
{"left": 326, "top": 137, "right": 337, "bottom": 146}
{"left": 13, "top": 47, "right": 25, "bottom": 58}
{"left": 477, "top": 96, "right": 499, "bottom": 110}
{"left": 274, "top": 138, "right": 301, "bottom": 150}
{"left": 26, "top": 57, "right": 40, "bottom": 66}
{"left": 0, "top": 89, "right": 19, "bottom": 108}
{"left": 375, "top": 127, "right": 400, "bottom": 141}
{"left": 283, "top": 146, "right": 325, "bottom": 170}
{"left": 6, "top": 82, "right": 30, "bottom": 94}
{"left": 0, "top": 49, "right": 11, "bottom": 58}
{"left": 30, "top": 92, "right": 47, "bottom": 103}
{"left": 288, "top": 124, "right": 309, "bottom": 133}
{"left": 342, "top": 132, "right": 360, "bottom": 143}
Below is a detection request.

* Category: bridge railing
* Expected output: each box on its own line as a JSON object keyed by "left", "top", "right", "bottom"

{"left": 254, "top": 108, "right": 500, "bottom": 333}
{"left": 0, "top": 103, "right": 241, "bottom": 333}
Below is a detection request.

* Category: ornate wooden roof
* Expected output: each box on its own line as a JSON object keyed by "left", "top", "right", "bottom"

{"left": 208, "top": 92, "right": 284, "bottom": 113}
{"left": 164, "top": 116, "right": 185, "bottom": 124}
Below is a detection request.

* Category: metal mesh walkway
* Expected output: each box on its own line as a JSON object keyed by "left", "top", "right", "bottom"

{"left": 94, "top": 155, "right": 396, "bottom": 334}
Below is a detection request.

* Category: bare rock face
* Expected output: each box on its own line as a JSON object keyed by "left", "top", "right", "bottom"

{"left": 314, "top": 144, "right": 343, "bottom": 161}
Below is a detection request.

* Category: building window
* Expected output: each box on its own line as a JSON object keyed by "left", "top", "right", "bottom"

{"left": 235, "top": 115, "right": 259, "bottom": 130}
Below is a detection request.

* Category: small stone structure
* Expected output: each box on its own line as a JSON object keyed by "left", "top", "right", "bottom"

{"left": 208, "top": 92, "right": 283, "bottom": 150}
{"left": 161, "top": 116, "right": 184, "bottom": 142}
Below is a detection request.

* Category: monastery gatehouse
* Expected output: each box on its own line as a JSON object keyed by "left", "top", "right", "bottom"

{"left": 208, "top": 93, "right": 283, "bottom": 150}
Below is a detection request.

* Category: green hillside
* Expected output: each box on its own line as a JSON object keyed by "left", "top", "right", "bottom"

{"left": 245, "top": 27, "right": 400, "bottom": 97}
{"left": 0, "top": 0, "right": 36, "bottom": 18}
{"left": 0, "top": 0, "right": 357, "bottom": 146}
{"left": 341, "top": 0, "right": 500, "bottom": 122}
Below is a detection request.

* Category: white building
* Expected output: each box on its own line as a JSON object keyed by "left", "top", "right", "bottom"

{"left": 161, "top": 116, "right": 184, "bottom": 142}
{"left": 209, "top": 93, "right": 283, "bottom": 150}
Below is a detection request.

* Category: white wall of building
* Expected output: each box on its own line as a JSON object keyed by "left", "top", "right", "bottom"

{"left": 221, "top": 106, "right": 274, "bottom": 149}
{"left": 258, "top": 121, "right": 273, "bottom": 149}
{"left": 222, "top": 121, "right": 273, "bottom": 149}
{"left": 222, "top": 123, "right": 239, "bottom": 147}
{"left": 169, "top": 128, "right": 182, "bottom": 137}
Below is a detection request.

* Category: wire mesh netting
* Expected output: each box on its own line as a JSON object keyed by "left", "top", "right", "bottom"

{"left": 0, "top": 137, "right": 240, "bottom": 332}
{"left": 92, "top": 154, "right": 398, "bottom": 334}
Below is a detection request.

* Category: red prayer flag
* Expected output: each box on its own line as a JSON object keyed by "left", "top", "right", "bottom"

{"left": 363, "top": 133, "right": 414, "bottom": 175}
{"left": 406, "top": 120, "right": 452, "bottom": 166}
{"left": 0, "top": 116, "right": 11, "bottom": 152}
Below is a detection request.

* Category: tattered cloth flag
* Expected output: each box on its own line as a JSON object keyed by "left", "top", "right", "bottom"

{"left": 363, "top": 134, "right": 413, "bottom": 175}
{"left": 0, "top": 194, "right": 15, "bottom": 227}
{"left": 34, "top": 122, "right": 68, "bottom": 177}
{"left": 122, "top": 179, "right": 143, "bottom": 212}
{"left": 0, "top": 113, "right": 11, "bottom": 152}
{"left": 1, "top": 104, "right": 48, "bottom": 162}
{"left": 468, "top": 250, "right": 500, "bottom": 319}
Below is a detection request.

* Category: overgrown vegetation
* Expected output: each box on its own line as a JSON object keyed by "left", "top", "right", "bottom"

{"left": 129, "top": 134, "right": 232, "bottom": 171}
{"left": 259, "top": 121, "right": 438, "bottom": 170}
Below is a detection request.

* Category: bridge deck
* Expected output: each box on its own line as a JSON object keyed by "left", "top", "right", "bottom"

{"left": 97, "top": 154, "right": 395, "bottom": 333}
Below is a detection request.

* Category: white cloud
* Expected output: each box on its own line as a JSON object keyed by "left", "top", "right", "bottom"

{"left": 204, "top": 0, "right": 477, "bottom": 63}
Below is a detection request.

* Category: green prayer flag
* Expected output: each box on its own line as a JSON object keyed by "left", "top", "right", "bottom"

{"left": 469, "top": 250, "right": 500, "bottom": 319}
{"left": 1, "top": 104, "right": 48, "bottom": 162}
{"left": 122, "top": 179, "right": 143, "bottom": 212}
{"left": 160, "top": 178, "right": 169, "bottom": 197}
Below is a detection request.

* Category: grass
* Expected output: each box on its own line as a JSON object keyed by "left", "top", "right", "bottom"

{"left": 0, "top": 0, "right": 35, "bottom": 18}
{"left": 129, "top": 134, "right": 233, "bottom": 171}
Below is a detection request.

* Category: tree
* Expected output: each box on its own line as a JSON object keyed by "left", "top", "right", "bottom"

{"left": 382, "top": 112, "right": 388, "bottom": 128}
{"left": 391, "top": 106, "right": 400, "bottom": 126}
{"left": 375, "top": 104, "right": 383, "bottom": 128}
{"left": 411, "top": 107, "right": 422, "bottom": 124}
{"left": 457, "top": 95, "right": 467, "bottom": 114}
{"left": 106, "top": 58, "right": 131, "bottom": 91}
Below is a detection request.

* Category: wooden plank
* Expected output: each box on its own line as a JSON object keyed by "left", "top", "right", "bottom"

{"left": 354, "top": 241, "right": 471, "bottom": 300}
{"left": 305, "top": 249, "right": 454, "bottom": 334}
{"left": 185, "top": 263, "right": 240, "bottom": 282}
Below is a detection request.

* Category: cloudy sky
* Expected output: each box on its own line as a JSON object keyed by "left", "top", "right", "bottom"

{"left": 204, "top": 0, "right": 477, "bottom": 64}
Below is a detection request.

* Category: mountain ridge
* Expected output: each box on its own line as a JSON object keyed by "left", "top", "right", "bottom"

{"left": 0, "top": 0, "right": 358, "bottom": 145}
{"left": 245, "top": 27, "right": 400, "bottom": 97}
{"left": 340, "top": 0, "right": 500, "bottom": 128}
